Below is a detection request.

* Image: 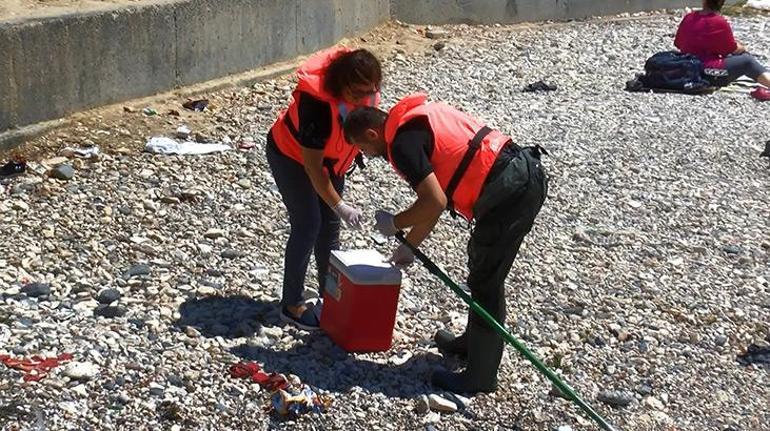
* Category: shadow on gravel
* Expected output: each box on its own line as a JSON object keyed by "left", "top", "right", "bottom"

{"left": 0, "top": 400, "right": 29, "bottom": 423}
{"left": 178, "top": 295, "right": 444, "bottom": 398}
{"left": 175, "top": 295, "right": 274, "bottom": 339}
{"left": 230, "top": 334, "right": 442, "bottom": 399}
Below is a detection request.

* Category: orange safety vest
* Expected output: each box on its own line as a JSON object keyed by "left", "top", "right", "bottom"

{"left": 270, "top": 47, "right": 380, "bottom": 177}
{"left": 384, "top": 93, "right": 511, "bottom": 221}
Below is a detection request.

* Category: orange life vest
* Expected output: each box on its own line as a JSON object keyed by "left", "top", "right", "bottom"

{"left": 384, "top": 93, "right": 511, "bottom": 221}
{"left": 270, "top": 47, "right": 379, "bottom": 177}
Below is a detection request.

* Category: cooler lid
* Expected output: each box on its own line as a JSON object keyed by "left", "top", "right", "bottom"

{"left": 330, "top": 249, "right": 402, "bottom": 286}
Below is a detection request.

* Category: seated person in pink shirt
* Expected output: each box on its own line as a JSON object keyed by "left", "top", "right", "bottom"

{"left": 674, "top": 0, "right": 770, "bottom": 101}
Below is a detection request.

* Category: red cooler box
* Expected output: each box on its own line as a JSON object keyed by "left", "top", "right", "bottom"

{"left": 320, "top": 249, "right": 402, "bottom": 352}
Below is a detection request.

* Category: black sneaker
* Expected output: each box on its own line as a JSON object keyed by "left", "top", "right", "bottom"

{"left": 280, "top": 306, "right": 320, "bottom": 331}
{"left": 0, "top": 160, "right": 26, "bottom": 179}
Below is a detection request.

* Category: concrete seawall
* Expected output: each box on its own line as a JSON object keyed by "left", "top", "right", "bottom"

{"left": 0, "top": 0, "right": 390, "bottom": 135}
{"left": 391, "top": 0, "right": 700, "bottom": 25}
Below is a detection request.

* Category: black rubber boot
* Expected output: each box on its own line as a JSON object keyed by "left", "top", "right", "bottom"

{"left": 430, "top": 322, "right": 503, "bottom": 393}
{"left": 434, "top": 329, "right": 468, "bottom": 357}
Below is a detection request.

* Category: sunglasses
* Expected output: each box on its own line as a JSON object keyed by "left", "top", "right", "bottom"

{"left": 349, "top": 84, "right": 379, "bottom": 99}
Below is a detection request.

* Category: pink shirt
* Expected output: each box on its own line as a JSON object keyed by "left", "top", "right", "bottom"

{"left": 674, "top": 11, "right": 737, "bottom": 69}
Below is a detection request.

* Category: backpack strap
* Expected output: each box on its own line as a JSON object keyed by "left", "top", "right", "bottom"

{"left": 446, "top": 126, "right": 493, "bottom": 218}
{"left": 345, "top": 153, "right": 367, "bottom": 177}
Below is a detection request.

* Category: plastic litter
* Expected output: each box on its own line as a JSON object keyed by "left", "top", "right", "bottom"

{"left": 0, "top": 159, "right": 26, "bottom": 179}
{"left": 239, "top": 137, "right": 256, "bottom": 150}
{"left": 145, "top": 137, "right": 231, "bottom": 155}
{"left": 229, "top": 361, "right": 332, "bottom": 416}
{"left": 176, "top": 125, "right": 192, "bottom": 139}
{"left": 0, "top": 353, "right": 73, "bottom": 382}
{"left": 60, "top": 146, "right": 100, "bottom": 159}
{"left": 142, "top": 107, "right": 158, "bottom": 116}
{"left": 271, "top": 385, "right": 333, "bottom": 417}
{"left": 737, "top": 343, "right": 770, "bottom": 366}
{"left": 183, "top": 98, "right": 209, "bottom": 112}
{"left": 523, "top": 80, "right": 558, "bottom": 92}
{"left": 229, "top": 361, "right": 289, "bottom": 391}
{"left": 746, "top": 0, "right": 770, "bottom": 10}
{"left": 370, "top": 232, "right": 388, "bottom": 245}
{"left": 760, "top": 141, "right": 770, "bottom": 158}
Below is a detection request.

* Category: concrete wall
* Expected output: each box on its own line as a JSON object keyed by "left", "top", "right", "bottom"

{"left": 391, "top": 0, "right": 700, "bottom": 25}
{"left": 0, "top": 0, "right": 390, "bottom": 134}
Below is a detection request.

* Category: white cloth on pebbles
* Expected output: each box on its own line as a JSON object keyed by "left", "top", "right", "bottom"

{"left": 145, "top": 137, "right": 231, "bottom": 155}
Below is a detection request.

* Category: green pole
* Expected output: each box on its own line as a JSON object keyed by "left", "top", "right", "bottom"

{"left": 395, "top": 232, "right": 618, "bottom": 431}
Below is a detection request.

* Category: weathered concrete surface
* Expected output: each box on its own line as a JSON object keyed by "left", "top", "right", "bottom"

{"left": 0, "top": 6, "right": 177, "bottom": 133}
{"left": 298, "top": 0, "right": 391, "bottom": 53}
{"left": 391, "top": 0, "right": 700, "bottom": 25}
{"left": 0, "top": 28, "right": 14, "bottom": 131}
{"left": 0, "top": 0, "right": 390, "bottom": 134}
{"left": 175, "top": 0, "right": 298, "bottom": 87}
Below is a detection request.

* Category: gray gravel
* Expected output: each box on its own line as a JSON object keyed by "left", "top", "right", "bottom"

{"left": 1, "top": 12, "right": 769, "bottom": 431}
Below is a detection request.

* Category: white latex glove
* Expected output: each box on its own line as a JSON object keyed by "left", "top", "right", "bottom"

{"left": 374, "top": 210, "right": 398, "bottom": 236}
{"left": 389, "top": 244, "right": 415, "bottom": 268}
{"left": 333, "top": 201, "right": 362, "bottom": 229}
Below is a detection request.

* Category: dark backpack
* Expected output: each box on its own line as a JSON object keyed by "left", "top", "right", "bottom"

{"left": 639, "top": 51, "right": 712, "bottom": 94}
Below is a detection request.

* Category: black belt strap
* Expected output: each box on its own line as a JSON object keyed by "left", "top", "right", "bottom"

{"left": 283, "top": 116, "right": 301, "bottom": 142}
{"left": 446, "top": 126, "right": 493, "bottom": 218}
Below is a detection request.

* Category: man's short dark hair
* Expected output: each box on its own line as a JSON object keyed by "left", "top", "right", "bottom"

{"left": 343, "top": 107, "right": 388, "bottom": 142}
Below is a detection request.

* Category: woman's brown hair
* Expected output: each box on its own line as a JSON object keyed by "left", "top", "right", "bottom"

{"left": 323, "top": 49, "right": 382, "bottom": 98}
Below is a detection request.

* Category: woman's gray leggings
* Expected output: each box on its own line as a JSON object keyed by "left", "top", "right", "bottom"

{"left": 723, "top": 53, "right": 768, "bottom": 81}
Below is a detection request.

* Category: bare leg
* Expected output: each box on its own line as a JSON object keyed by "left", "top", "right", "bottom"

{"left": 758, "top": 72, "right": 770, "bottom": 88}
